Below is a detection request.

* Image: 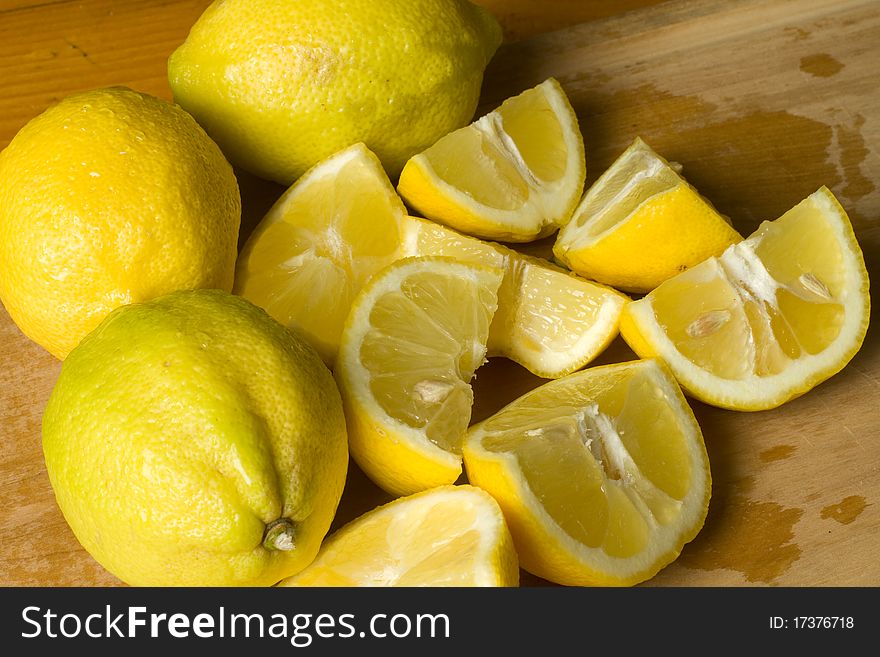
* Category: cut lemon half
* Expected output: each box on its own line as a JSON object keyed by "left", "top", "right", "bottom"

{"left": 620, "top": 186, "right": 870, "bottom": 411}
{"left": 233, "top": 143, "right": 405, "bottom": 364}
{"left": 335, "top": 257, "right": 503, "bottom": 496}
{"left": 277, "top": 485, "right": 519, "bottom": 587}
{"left": 401, "top": 215, "right": 628, "bottom": 378}
{"left": 397, "top": 77, "right": 586, "bottom": 243}
{"left": 463, "top": 359, "right": 711, "bottom": 587}
{"left": 553, "top": 137, "right": 742, "bottom": 293}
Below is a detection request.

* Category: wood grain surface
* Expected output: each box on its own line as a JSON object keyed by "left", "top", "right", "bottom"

{"left": 1, "top": 0, "right": 878, "bottom": 587}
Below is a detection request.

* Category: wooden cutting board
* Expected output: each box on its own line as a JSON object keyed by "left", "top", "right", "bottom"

{"left": 1, "top": 0, "right": 877, "bottom": 587}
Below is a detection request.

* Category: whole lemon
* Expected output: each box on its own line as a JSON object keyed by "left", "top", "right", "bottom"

{"left": 42, "top": 289, "right": 348, "bottom": 587}
{"left": 0, "top": 86, "right": 241, "bottom": 359}
{"left": 167, "top": 0, "right": 502, "bottom": 184}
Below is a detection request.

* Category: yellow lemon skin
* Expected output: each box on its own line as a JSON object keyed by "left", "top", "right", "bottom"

{"left": 41, "top": 289, "right": 348, "bottom": 587}
{"left": 167, "top": 0, "right": 502, "bottom": 185}
{"left": 0, "top": 87, "right": 241, "bottom": 360}
{"left": 554, "top": 185, "right": 742, "bottom": 294}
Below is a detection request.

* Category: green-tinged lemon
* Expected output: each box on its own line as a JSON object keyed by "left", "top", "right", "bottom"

{"left": 42, "top": 289, "right": 348, "bottom": 586}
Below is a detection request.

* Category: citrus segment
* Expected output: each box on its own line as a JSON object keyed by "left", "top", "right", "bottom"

{"left": 398, "top": 78, "right": 585, "bottom": 242}
{"left": 463, "top": 359, "right": 711, "bottom": 586}
{"left": 619, "top": 186, "right": 870, "bottom": 410}
{"left": 278, "top": 485, "right": 518, "bottom": 587}
{"left": 553, "top": 137, "right": 741, "bottom": 293}
{"left": 335, "top": 257, "right": 503, "bottom": 497}
{"left": 234, "top": 143, "right": 406, "bottom": 364}
{"left": 401, "top": 215, "right": 628, "bottom": 378}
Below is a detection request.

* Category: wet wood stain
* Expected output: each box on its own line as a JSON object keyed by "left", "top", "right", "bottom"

{"left": 569, "top": 80, "right": 851, "bottom": 238}
{"left": 759, "top": 444, "right": 797, "bottom": 463}
{"left": 800, "top": 52, "right": 845, "bottom": 77}
{"left": 835, "top": 115, "right": 874, "bottom": 201}
{"left": 820, "top": 495, "right": 867, "bottom": 525}
{"left": 677, "top": 476, "right": 803, "bottom": 583}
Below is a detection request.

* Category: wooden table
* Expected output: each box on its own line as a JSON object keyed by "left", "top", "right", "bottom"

{"left": 1, "top": 0, "right": 878, "bottom": 587}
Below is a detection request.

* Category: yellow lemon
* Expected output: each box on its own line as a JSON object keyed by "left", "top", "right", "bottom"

{"left": 168, "top": 0, "right": 502, "bottom": 184}
{"left": 234, "top": 143, "right": 406, "bottom": 365}
{"left": 463, "top": 359, "right": 711, "bottom": 586}
{"left": 619, "top": 186, "right": 870, "bottom": 410}
{"left": 335, "top": 256, "right": 503, "bottom": 497}
{"left": 0, "top": 86, "right": 240, "bottom": 359}
{"left": 401, "top": 215, "right": 628, "bottom": 378}
{"left": 553, "top": 137, "right": 742, "bottom": 293}
{"left": 397, "top": 77, "right": 586, "bottom": 242}
{"left": 279, "top": 485, "right": 519, "bottom": 587}
{"left": 42, "top": 289, "right": 348, "bottom": 586}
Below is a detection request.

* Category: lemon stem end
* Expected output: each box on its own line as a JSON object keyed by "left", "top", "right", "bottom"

{"left": 263, "top": 519, "right": 296, "bottom": 551}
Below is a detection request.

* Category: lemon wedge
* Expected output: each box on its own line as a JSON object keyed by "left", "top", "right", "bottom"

{"left": 233, "top": 143, "right": 405, "bottom": 364}
{"left": 463, "top": 359, "right": 711, "bottom": 586}
{"left": 402, "top": 215, "right": 628, "bottom": 378}
{"left": 397, "top": 78, "right": 585, "bottom": 242}
{"left": 620, "top": 186, "right": 870, "bottom": 410}
{"left": 553, "top": 137, "right": 742, "bottom": 293}
{"left": 278, "top": 485, "right": 519, "bottom": 587}
{"left": 335, "top": 257, "right": 503, "bottom": 496}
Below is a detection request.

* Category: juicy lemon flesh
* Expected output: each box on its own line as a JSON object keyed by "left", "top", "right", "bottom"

{"left": 279, "top": 485, "right": 518, "bottom": 587}
{"left": 465, "top": 359, "right": 710, "bottom": 585}
{"left": 234, "top": 145, "right": 404, "bottom": 364}
{"left": 423, "top": 128, "right": 529, "bottom": 211}
{"left": 645, "top": 195, "right": 847, "bottom": 381}
{"left": 353, "top": 259, "right": 500, "bottom": 449}
{"left": 498, "top": 86, "right": 568, "bottom": 184}
{"left": 404, "top": 215, "right": 506, "bottom": 268}
{"left": 650, "top": 262, "right": 755, "bottom": 379}
{"left": 422, "top": 83, "right": 568, "bottom": 211}
{"left": 402, "top": 215, "right": 627, "bottom": 377}
{"left": 360, "top": 269, "right": 496, "bottom": 453}
{"left": 479, "top": 364, "right": 693, "bottom": 559}
{"left": 493, "top": 258, "right": 621, "bottom": 362}
{"left": 619, "top": 186, "right": 869, "bottom": 411}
